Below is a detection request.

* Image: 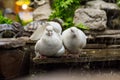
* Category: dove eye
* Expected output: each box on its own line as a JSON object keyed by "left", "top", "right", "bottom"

{"left": 71, "top": 29, "right": 75, "bottom": 33}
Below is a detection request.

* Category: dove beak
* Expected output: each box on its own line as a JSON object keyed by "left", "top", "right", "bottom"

{"left": 48, "top": 31, "right": 53, "bottom": 36}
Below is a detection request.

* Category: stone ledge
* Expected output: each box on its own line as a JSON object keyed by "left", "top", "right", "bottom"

{"left": 85, "top": 30, "right": 120, "bottom": 35}
{"left": 0, "top": 38, "right": 26, "bottom": 49}
{"left": 32, "top": 49, "right": 120, "bottom": 64}
{"left": 85, "top": 44, "right": 107, "bottom": 49}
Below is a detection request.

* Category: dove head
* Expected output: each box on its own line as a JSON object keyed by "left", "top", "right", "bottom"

{"left": 45, "top": 25, "right": 54, "bottom": 36}
{"left": 70, "top": 27, "right": 78, "bottom": 38}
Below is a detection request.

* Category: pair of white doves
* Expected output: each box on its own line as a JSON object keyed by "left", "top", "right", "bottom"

{"left": 30, "top": 21, "right": 87, "bottom": 59}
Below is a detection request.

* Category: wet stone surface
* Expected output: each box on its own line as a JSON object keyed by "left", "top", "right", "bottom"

{"left": 0, "top": 37, "right": 120, "bottom": 80}
{"left": 14, "top": 60, "right": 120, "bottom": 80}
{"left": 0, "top": 38, "right": 30, "bottom": 80}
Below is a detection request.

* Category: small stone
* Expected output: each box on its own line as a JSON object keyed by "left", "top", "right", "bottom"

{"left": 85, "top": 0, "right": 119, "bottom": 10}
{"left": 33, "top": 0, "right": 52, "bottom": 20}
{"left": 74, "top": 8, "right": 107, "bottom": 31}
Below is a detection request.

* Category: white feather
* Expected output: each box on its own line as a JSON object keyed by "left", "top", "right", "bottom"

{"left": 62, "top": 27, "right": 87, "bottom": 53}
{"left": 34, "top": 25, "right": 65, "bottom": 57}
{"left": 47, "top": 21, "right": 62, "bottom": 34}
{"left": 30, "top": 21, "right": 62, "bottom": 40}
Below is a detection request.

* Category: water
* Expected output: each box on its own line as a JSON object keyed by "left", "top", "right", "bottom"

{"left": 14, "top": 61, "right": 120, "bottom": 80}
{"left": 15, "top": 68, "right": 120, "bottom": 80}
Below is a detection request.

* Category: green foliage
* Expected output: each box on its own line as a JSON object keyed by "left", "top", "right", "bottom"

{"left": 16, "top": 13, "right": 32, "bottom": 26}
{"left": 0, "top": 11, "right": 13, "bottom": 24}
{"left": 117, "top": 0, "right": 120, "bottom": 6}
{"left": 76, "top": 23, "right": 90, "bottom": 30}
{"left": 49, "top": 0, "right": 83, "bottom": 30}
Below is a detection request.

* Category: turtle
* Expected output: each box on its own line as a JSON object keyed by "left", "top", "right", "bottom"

{"left": 0, "top": 22, "right": 24, "bottom": 38}
{"left": 24, "top": 20, "right": 47, "bottom": 32}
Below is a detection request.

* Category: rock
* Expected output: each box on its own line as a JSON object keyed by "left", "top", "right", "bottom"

{"left": 0, "top": 38, "right": 26, "bottom": 49}
{"left": 0, "top": 37, "right": 31, "bottom": 79}
{"left": 29, "top": 21, "right": 47, "bottom": 40}
{"left": 30, "top": 0, "right": 46, "bottom": 8}
{"left": 24, "top": 20, "right": 46, "bottom": 32}
{"left": 85, "top": 0, "right": 120, "bottom": 29}
{"left": 33, "top": 0, "right": 52, "bottom": 20}
{"left": 23, "top": 20, "right": 47, "bottom": 37}
{"left": 0, "top": 49, "right": 24, "bottom": 79}
{"left": 96, "top": 34, "right": 120, "bottom": 38}
{"left": 74, "top": 8, "right": 107, "bottom": 31}
{"left": 84, "top": 29, "right": 120, "bottom": 35}
{"left": 0, "top": 41, "right": 30, "bottom": 79}
{"left": 32, "top": 49, "right": 120, "bottom": 64}
{"left": 110, "top": 18, "right": 120, "bottom": 29}
{"left": 107, "top": 45, "right": 120, "bottom": 48}
{"left": 104, "top": 0, "right": 116, "bottom": 3}
{"left": 11, "top": 22, "right": 24, "bottom": 37}
{"left": 85, "top": 0, "right": 119, "bottom": 10}
{"left": 85, "top": 44, "right": 107, "bottom": 49}
{"left": 104, "top": 9, "right": 120, "bottom": 29}
{"left": 0, "top": 22, "right": 24, "bottom": 38}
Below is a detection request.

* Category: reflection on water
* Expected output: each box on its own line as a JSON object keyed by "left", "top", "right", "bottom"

{"left": 15, "top": 62, "right": 120, "bottom": 80}
{"left": 15, "top": 69, "right": 120, "bottom": 80}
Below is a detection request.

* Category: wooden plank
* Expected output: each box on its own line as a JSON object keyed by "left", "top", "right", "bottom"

{"left": 0, "top": 38, "right": 26, "bottom": 49}
{"left": 96, "top": 34, "right": 120, "bottom": 38}
{"left": 32, "top": 49, "right": 120, "bottom": 64}
{"left": 85, "top": 30, "right": 120, "bottom": 35}
{"left": 85, "top": 44, "right": 107, "bottom": 49}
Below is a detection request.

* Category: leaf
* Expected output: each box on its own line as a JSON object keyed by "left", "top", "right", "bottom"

{"left": 76, "top": 23, "right": 90, "bottom": 30}
{"left": 49, "top": 0, "right": 82, "bottom": 30}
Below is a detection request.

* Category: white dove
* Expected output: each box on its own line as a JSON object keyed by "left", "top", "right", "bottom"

{"left": 29, "top": 21, "right": 47, "bottom": 40}
{"left": 34, "top": 25, "right": 65, "bottom": 59}
{"left": 30, "top": 21, "right": 62, "bottom": 41}
{"left": 47, "top": 21, "right": 62, "bottom": 34}
{"left": 62, "top": 27, "right": 87, "bottom": 55}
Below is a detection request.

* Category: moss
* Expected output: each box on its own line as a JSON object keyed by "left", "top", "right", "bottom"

{"left": 0, "top": 11, "right": 13, "bottom": 24}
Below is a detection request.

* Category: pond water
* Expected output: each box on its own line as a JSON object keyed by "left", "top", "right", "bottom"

{"left": 14, "top": 49, "right": 120, "bottom": 80}
{"left": 15, "top": 67, "right": 120, "bottom": 80}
